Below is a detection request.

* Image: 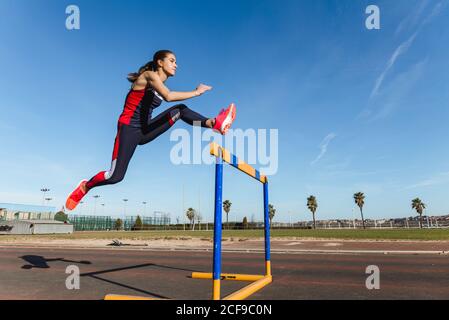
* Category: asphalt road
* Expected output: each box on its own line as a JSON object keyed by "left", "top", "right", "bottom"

{"left": 0, "top": 246, "right": 448, "bottom": 300}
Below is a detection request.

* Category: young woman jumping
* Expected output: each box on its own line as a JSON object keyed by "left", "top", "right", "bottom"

{"left": 65, "top": 50, "right": 236, "bottom": 210}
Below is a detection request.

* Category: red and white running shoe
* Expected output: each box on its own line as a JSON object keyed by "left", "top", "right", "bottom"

{"left": 65, "top": 179, "right": 88, "bottom": 211}
{"left": 213, "top": 103, "right": 236, "bottom": 135}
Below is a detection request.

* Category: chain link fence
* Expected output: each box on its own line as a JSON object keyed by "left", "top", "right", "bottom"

{"left": 68, "top": 214, "right": 171, "bottom": 231}
{"left": 66, "top": 214, "right": 449, "bottom": 231}
{"left": 272, "top": 216, "right": 449, "bottom": 229}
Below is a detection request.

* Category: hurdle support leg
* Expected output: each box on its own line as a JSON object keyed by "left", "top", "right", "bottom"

{"left": 105, "top": 142, "right": 272, "bottom": 300}
{"left": 192, "top": 143, "right": 273, "bottom": 300}
{"left": 212, "top": 147, "right": 223, "bottom": 300}
{"left": 264, "top": 181, "right": 272, "bottom": 276}
{"left": 223, "top": 275, "right": 273, "bottom": 300}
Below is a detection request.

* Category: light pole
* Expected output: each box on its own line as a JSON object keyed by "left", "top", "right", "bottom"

{"left": 93, "top": 195, "right": 100, "bottom": 214}
{"left": 44, "top": 197, "right": 52, "bottom": 219}
{"left": 352, "top": 206, "right": 356, "bottom": 229}
{"left": 123, "top": 199, "right": 128, "bottom": 229}
{"left": 288, "top": 210, "right": 291, "bottom": 228}
{"left": 79, "top": 201, "right": 84, "bottom": 214}
{"left": 41, "top": 188, "right": 50, "bottom": 206}
{"left": 142, "top": 201, "right": 147, "bottom": 216}
{"left": 45, "top": 197, "right": 52, "bottom": 206}
{"left": 182, "top": 184, "right": 185, "bottom": 231}
{"left": 101, "top": 203, "right": 105, "bottom": 214}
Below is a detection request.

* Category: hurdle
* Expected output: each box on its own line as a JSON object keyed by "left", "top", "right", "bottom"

{"left": 191, "top": 142, "right": 272, "bottom": 300}
{"left": 105, "top": 142, "right": 272, "bottom": 300}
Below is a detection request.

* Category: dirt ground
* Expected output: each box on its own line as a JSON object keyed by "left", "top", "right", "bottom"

{"left": 0, "top": 237, "right": 214, "bottom": 248}
{"left": 1, "top": 236, "right": 449, "bottom": 254}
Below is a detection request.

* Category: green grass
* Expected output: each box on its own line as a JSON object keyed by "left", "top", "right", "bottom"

{"left": 1, "top": 228, "right": 449, "bottom": 241}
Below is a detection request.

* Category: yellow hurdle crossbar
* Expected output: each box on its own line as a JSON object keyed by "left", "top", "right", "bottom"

{"left": 192, "top": 272, "right": 266, "bottom": 282}
{"left": 223, "top": 276, "right": 273, "bottom": 300}
{"left": 210, "top": 142, "right": 267, "bottom": 184}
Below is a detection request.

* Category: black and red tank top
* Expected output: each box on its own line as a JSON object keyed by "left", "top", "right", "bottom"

{"left": 118, "top": 86, "right": 163, "bottom": 128}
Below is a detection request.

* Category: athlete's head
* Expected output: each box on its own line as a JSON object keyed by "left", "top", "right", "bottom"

{"left": 127, "top": 50, "right": 176, "bottom": 82}
{"left": 154, "top": 50, "right": 177, "bottom": 77}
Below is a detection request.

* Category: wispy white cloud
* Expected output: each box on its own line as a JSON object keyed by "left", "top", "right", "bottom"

{"left": 311, "top": 133, "right": 337, "bottom": 166}
{"left": 423, "top": 1, "right": 447, "bottom": 24}
{"left": 368, "top": 58, "right": 427, "bottom": 121}
{"left": 395, "top": 0, "right": 430, "bottom": 35}
{"left": 405, "top": 171, "right": 449, "bottom": 189}
{"left": 322, "top": 169, "right": 399, "bottom": 179}
{"left": 370, "top": 31, "right": 418, "bottom": 99}
{"left": 369, "top": 1, "right": 445, "bottom": 100}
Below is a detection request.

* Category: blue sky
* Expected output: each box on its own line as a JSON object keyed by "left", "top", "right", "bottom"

{"left": 1, "top": 0, "right": 448, "bottom": 223}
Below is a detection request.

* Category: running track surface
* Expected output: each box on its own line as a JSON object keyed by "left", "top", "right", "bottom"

{"left": 1, "top": 245, "right": 448, "bottom": 300}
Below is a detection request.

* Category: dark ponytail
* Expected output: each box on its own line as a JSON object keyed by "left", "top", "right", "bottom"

{"left": 127, "top": 50, "right": 174, "bottom": 83}
{"left": 127, "top": 61, "right": 156, "bottom": 82}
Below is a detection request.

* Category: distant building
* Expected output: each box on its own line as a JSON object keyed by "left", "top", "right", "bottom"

{"left": 0, "top": 220, "right": 73, "bottom": 235}
{"left": 0, "top": 203, "right": 56, "bottom": 221}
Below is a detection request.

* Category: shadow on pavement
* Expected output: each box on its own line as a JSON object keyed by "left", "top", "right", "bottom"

{"left": 18, "top": 255, "right": 203, "bottom": 299}
{"left": 20, "top": 255, "right": 92, "bottom": 269}
{"left": 80, "top": 263, "right": 203, "bottom": 299}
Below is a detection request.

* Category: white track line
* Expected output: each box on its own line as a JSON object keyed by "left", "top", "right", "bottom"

{"left": 0, "top": 244, "right": 447, "bottom": 255}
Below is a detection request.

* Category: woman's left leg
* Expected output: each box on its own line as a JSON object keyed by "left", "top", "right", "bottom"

{"left": 139, "top": 104, "right": 211, "bottom": 145}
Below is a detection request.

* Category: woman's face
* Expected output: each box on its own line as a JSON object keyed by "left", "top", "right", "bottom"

{"left": 158, "top": 53, "right": 177, "bottom": 77}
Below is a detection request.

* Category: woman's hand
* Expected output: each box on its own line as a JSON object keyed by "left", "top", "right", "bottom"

{"left": 195, "top": 84, "right": 212, "bottom": 96}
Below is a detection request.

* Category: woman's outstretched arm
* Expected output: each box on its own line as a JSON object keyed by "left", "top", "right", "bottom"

{"left": 145, "top": 71, "right": 212, "bottom": 102}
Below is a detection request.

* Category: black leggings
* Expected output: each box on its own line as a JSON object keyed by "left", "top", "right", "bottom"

{"left": 86, "top": 104, "right": 208, "bottom": 189}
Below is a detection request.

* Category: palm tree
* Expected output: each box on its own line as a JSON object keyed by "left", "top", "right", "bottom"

{"left": 307, "top": 196, "right": 318, "bottom": 229}
{"left": 411, "top": 198, "right": 426, "bottom": 229}
{"left": 186, "top": 208, "right": 196, "bottom": 230}
{"left": 353, "top": 192, "right": 366, "bottom": 229}
{"left": 268, "top": 204, "right": 276, "bottom": 228}
{"left": 223, "top": 200, "right": 232, "bottom": 229}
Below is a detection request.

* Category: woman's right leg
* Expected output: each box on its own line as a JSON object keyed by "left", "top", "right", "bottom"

{"left": 65, "top": 123, "right": 142, "bottom": 210}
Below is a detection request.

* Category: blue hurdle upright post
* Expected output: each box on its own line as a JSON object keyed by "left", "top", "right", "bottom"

{"left": 212, "top": 146, "right": 223, "bottom": 300}
{"left": 191, "top": 142, "right": 272, "bottom": 300}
